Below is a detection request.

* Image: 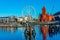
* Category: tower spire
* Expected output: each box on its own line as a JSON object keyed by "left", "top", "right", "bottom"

{"left": 42, "top": 7, "right": 46, "bottom": 15}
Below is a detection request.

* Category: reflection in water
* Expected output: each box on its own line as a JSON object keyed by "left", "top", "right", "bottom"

{"left": 0, "top": 26, "right": 60, "bottom": 40}
{"left": 49, "top": 25, "right": 57, "bottom": 37}
{"left": 0, "top": 26, "right": 17, "bottom": 32}
{"left": 39, "top": 25, "right": 60, "bottom": 40}
{"left": 24, "top": 25, "right": 36, "bottom": 40}
{"left": 57, "top": 27, "right": 60, "bottom": 33}
{"left": 49, "top": 25, "right": 60, "bottom": 37}
{"left": 40, "top": 25, "right": 48, "bottom": 40}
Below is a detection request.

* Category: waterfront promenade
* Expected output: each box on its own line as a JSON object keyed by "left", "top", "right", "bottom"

{"left": 0, "top": 21, "right": 60, "bottom": 27}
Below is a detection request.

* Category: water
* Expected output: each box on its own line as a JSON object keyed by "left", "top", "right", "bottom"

{"left": 0, "top": 26, "right": 60, "bottom": 40}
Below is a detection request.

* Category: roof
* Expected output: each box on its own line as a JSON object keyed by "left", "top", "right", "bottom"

{"left": 54, "top": 12, "right": 60, "bottom": 16}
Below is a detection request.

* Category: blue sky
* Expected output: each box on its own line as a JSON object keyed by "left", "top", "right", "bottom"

{"left": 0, "top": 0, "right": 60, "bottom": 18}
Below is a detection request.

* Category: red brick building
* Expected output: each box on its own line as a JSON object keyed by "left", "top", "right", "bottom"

{"left": 38, "top": 7, "right": 54, "bottom": 22}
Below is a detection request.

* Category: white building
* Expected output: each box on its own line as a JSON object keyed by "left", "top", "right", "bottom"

{"left": 23, "top": 14, "right": 33, "bottom": 22}
{"left": 17, "top": 17, "right": 24, "bottom": 22}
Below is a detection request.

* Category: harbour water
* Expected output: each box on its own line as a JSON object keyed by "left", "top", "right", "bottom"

{"left": 0, "top": 26, "right": 60, "bottom": 40}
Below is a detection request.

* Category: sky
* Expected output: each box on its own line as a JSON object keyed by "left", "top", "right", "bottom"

{"left": 0, "top": 0, "right": 60, "bottom": 18}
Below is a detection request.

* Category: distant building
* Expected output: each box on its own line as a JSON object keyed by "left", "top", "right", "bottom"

{"left": 0, "top": 17, "right": 9, "bottom": 23}
{"left": 8, "top": 16, "right": 17, "bottom": 22}
{"left": 0, "top": 14, "right": 33, "bottom": 23}
{"left": 23, "top": 13, "right": 33, "bottom": 22}
{"left": 24, "top": 16, "right": 28, "bottom": 21}
{"left": 38, "top": 7, "right": 54, "bottom": 22}
{"left": 17, "top": 17, "right": 24, "bottom": 22}
{"left": 54, "top": 12, "right": 60, "bottom": 21}
{"left": 0, "top": 16, "right": 18, "bottom": 23}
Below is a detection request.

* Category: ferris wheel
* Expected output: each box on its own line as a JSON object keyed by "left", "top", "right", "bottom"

{"left": 21, "top": 6, "right": 36, "bottom": 18}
